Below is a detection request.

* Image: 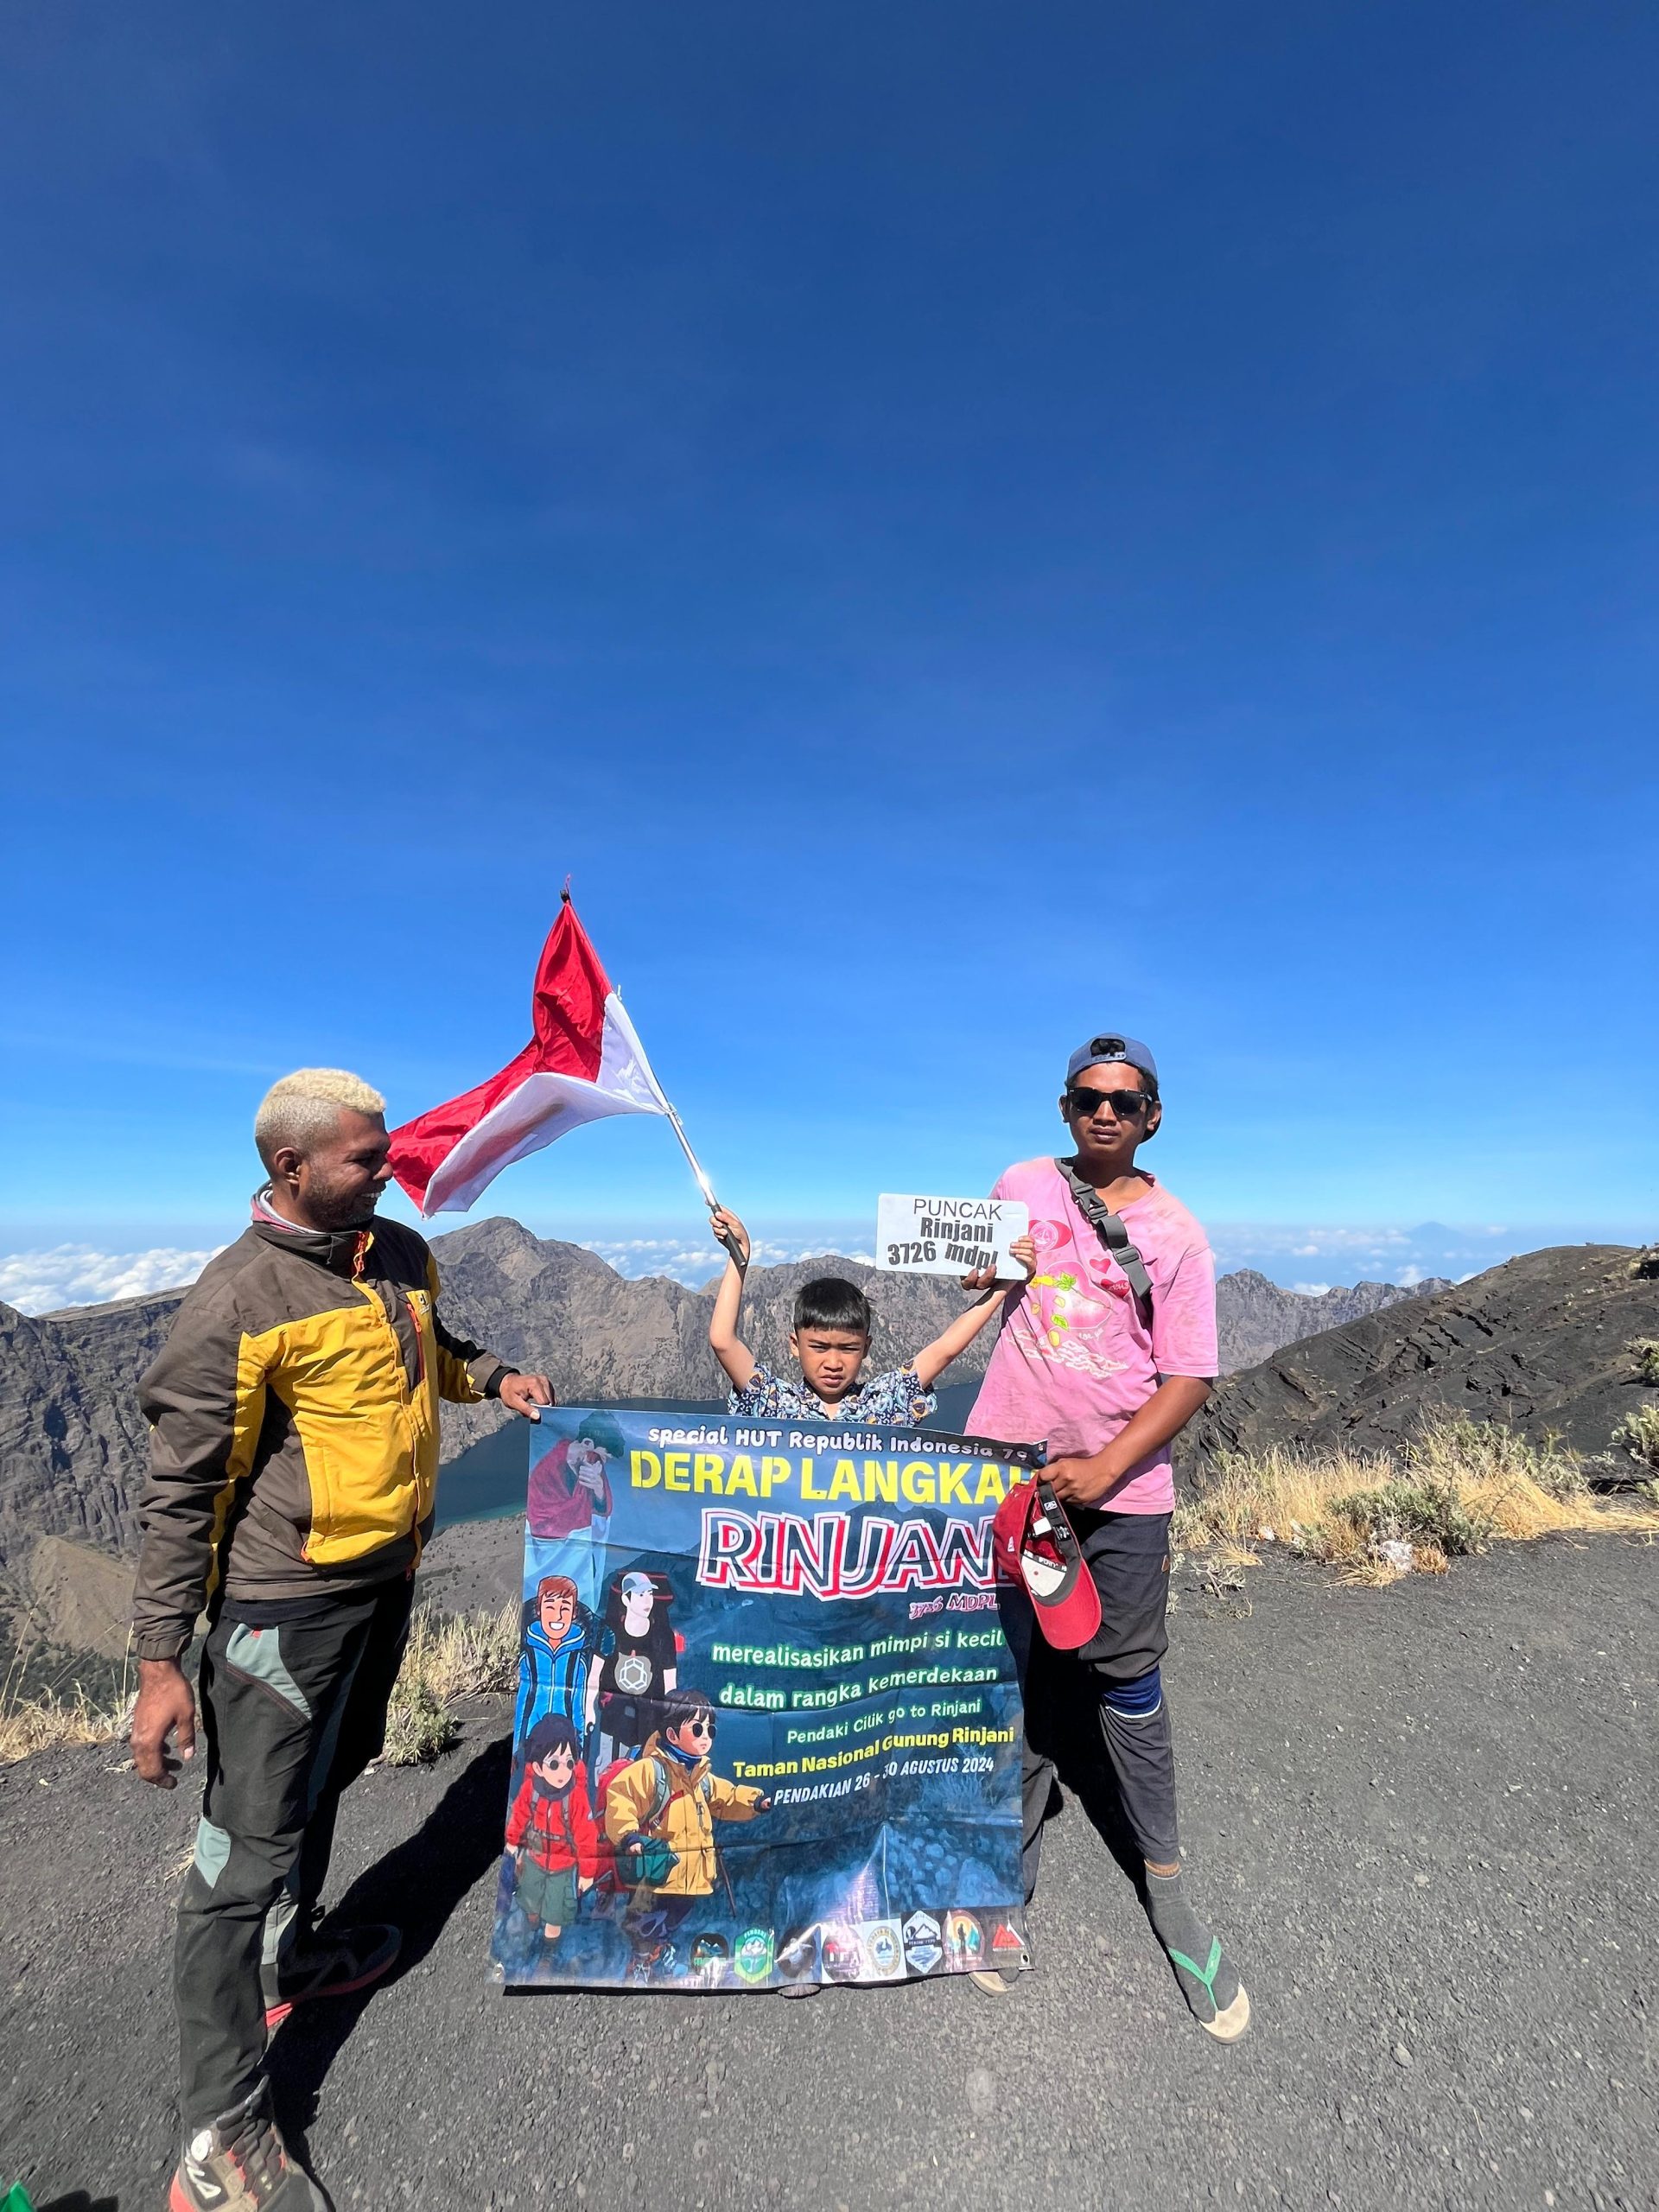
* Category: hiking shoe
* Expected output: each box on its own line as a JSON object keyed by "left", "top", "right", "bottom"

{"left": 262, "top": 1922, "right": 400, "bottom": 2031}
{"left": 969, "top": 1967, "right": 1023, "bottom": 1996}
{"left": 168, "top": 2083, "right": 329, "bottom": 2210}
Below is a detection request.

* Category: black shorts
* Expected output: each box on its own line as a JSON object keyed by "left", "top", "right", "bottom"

{"left": 1005, "top": 1509, "right": 1180, "bottom": 1872}
{"left": 1068, "top": 1506, "right": 1172, "bottom": 1680}
{"left": 999, "top": 1509, "right": 1173, "bottom": 1716}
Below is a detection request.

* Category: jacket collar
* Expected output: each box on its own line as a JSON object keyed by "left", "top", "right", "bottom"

{"left": 644, "top": 1732, "right": 708, "bottom": 1789}
{"left": 250, "top": 1186, "right": 377, "bottom": 1278}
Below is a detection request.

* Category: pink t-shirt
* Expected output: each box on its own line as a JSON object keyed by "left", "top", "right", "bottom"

{"left": 966, "top": 1158, "right": 1217, "bottom": 1515}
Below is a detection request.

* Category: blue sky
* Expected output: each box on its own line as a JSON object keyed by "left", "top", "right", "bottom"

{"left": 2, "top": 2, "right": 1655, "bottom": 1306}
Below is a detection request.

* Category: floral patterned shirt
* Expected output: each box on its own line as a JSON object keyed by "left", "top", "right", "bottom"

{"left": 727, "top": 1361, "right": 937, "bottom": 1427}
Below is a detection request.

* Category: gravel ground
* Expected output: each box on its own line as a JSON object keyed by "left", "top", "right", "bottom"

{"left": 2, "top": 1534, "right": 1655, "bottom": 2212}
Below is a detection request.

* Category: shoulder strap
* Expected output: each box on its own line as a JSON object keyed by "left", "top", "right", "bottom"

{"left": 1054, "top": 1158, "right": 1155, "bottom": 1325}
{"left": 646, "top": 1755, "right": 672, "bottom": 1831}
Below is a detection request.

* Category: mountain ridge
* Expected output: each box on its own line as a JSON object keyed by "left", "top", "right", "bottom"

{"left": 1183, "top": 1242, "right": 1659, "bottom": 1471}
{"left": 0, "top": 1215, "right": 1450, "bottom": 1573}
{"left": 1214, "top": 1267, "right": 1452, "bottom": 1371}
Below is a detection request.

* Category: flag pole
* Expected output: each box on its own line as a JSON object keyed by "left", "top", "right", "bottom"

{"left": 663, "top": 1103, "right": 747, "bottom": 1268}
{"left": 664, "top": 1103, "right": 717, "bottom": 1208}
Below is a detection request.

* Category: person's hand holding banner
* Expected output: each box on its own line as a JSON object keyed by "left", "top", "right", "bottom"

{"left": 499, "top": 1371, "right": 556, "bottom": 1422}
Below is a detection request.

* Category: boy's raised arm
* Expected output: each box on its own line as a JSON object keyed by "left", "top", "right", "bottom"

{"left": 707, "top": 1206, "right": 757, "bottom": 1391}
{"left": 909, "top": 1235, "right": 1036, "bottom": 1389}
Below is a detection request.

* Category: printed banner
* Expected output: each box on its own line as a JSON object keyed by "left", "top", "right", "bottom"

{"left": 490, "top": 1406, "right": 1042, "bottom": 1992}
{"left": 874, "top": 1194, "right": 1030, "bottom": 1280}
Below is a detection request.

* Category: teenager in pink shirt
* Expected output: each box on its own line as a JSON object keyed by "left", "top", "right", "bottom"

{"left": 969, "top": 1033, "right": 1249, "bottom": 2039}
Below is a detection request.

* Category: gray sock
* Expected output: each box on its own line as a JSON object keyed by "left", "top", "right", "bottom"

{"left": 1143, "top": 1867, "right": 1241, "bottom": 2024}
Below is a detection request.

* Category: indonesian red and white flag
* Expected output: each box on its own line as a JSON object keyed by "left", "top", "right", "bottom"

{"left": 388, "top": 896, "right": 671, "bottom": 1217}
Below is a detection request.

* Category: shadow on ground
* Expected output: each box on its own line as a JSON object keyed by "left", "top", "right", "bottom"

{"left": 269, "top": 1732, "right": 512, "bottom": 2146}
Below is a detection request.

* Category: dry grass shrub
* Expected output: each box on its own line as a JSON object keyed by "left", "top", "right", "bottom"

{"left": 1611, "top": 1402, "right": 1659, "bottom": 1473}
{"left": 381, "top": 1602, "right": 518, "bottom": 1768}
{"left": 1181, "top": 1414, "right": 1658, "bottom": 1585}
{"left": 1629, "top": 1338, "right": 1659, "bottom": 1387}
{"left": 382, "top": 1674, "right": 454, "bottom": 1765}
{"left": 0, "top": 1680, "right": 131, "bottom": 1764}
{"left": 1327, "top": 1473, "right": 1495, "bottom": 1558}
{"left": 3, "top": 1599, "right": 520, "bottom": 1770}
{"left": 0, "top": 1599, "right": 133, "bottom": 1765}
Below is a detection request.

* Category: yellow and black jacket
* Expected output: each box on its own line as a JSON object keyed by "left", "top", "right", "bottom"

{"left": 132, "top": 1205, "right": 508, "bottom": 1660}
{"left": 602, "top": 1734, "right": 767, "bottom": 1898}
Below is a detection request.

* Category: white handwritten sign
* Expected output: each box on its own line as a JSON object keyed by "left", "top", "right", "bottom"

{"left": 874, "top": 1194, "right": 1030, "bottom": 1281}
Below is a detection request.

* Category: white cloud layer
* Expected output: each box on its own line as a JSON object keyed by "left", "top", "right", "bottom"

{"left": 1, "top": 1243, "right": 225, "bottom": 1315}
{"left": 0, "top": 1218, "right": 1616, "bottom": 1313}
{"left": 1206, "top": 1222, "right": 1529, "bottom": 1284}
{"left": 584, "top": 1235, "right": 876, "bottom": 1283}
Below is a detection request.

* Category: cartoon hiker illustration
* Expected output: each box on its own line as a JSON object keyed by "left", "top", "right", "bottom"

{"left": 505, "top": 1714, "right": 601, "bottom": 1963}
{"left": 602, "top": 1688, "right": 771, "bottom": 1981}
{"left": 585, "top": 1569, "right": 679, "bottom": 1770}
{"left": 515, "top": 1574, "right": 606, "bottom": 1743}
{"left": 524, "top": 1412, "right": 625, "bottom": 1612}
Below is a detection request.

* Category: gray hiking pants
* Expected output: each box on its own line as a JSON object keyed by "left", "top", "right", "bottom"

{"left": 173, "top": 1576, "right": 412, "bottom": 2126}
{"left": 1002, "top": 1507, "right": 1179, "bottom": 1891}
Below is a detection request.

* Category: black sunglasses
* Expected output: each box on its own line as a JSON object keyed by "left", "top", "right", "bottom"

{"left": 1065, "top": 1085, "right": 1153, "bottom": 1120}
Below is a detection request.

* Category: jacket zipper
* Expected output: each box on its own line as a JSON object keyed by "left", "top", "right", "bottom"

{"left": 351, "top": 1259, "right": 425, "bottom": 1548}
{"left": 404, "top": 1289, "right": 429, "bottom": 1550}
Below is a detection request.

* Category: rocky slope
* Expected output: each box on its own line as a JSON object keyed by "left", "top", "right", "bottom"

{"left": 1185, "top": 1243, "right": 1659, "bottom": 1472}
{"left": 0, "top": 1216, "right": 1446, "bottom": 1577}
{"left": 1215, "top": 1268, "right": 1451, "bottom": 1371}
{"left": 0, "top": 1288, "right": 185, "bottom": 1569}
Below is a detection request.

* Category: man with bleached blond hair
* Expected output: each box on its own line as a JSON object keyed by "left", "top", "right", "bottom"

{"left": 130, "top": 1068, "right": 556, "bottom": 2212}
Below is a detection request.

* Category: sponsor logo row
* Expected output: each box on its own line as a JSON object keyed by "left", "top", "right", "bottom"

{"left": 682, "top": 1908, "right": 1027, "bottom": 1988}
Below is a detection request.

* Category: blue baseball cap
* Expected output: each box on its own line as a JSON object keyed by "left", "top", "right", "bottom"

{"left": 1066, "top": 1033, "right": 1159, "bottom": 1086}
